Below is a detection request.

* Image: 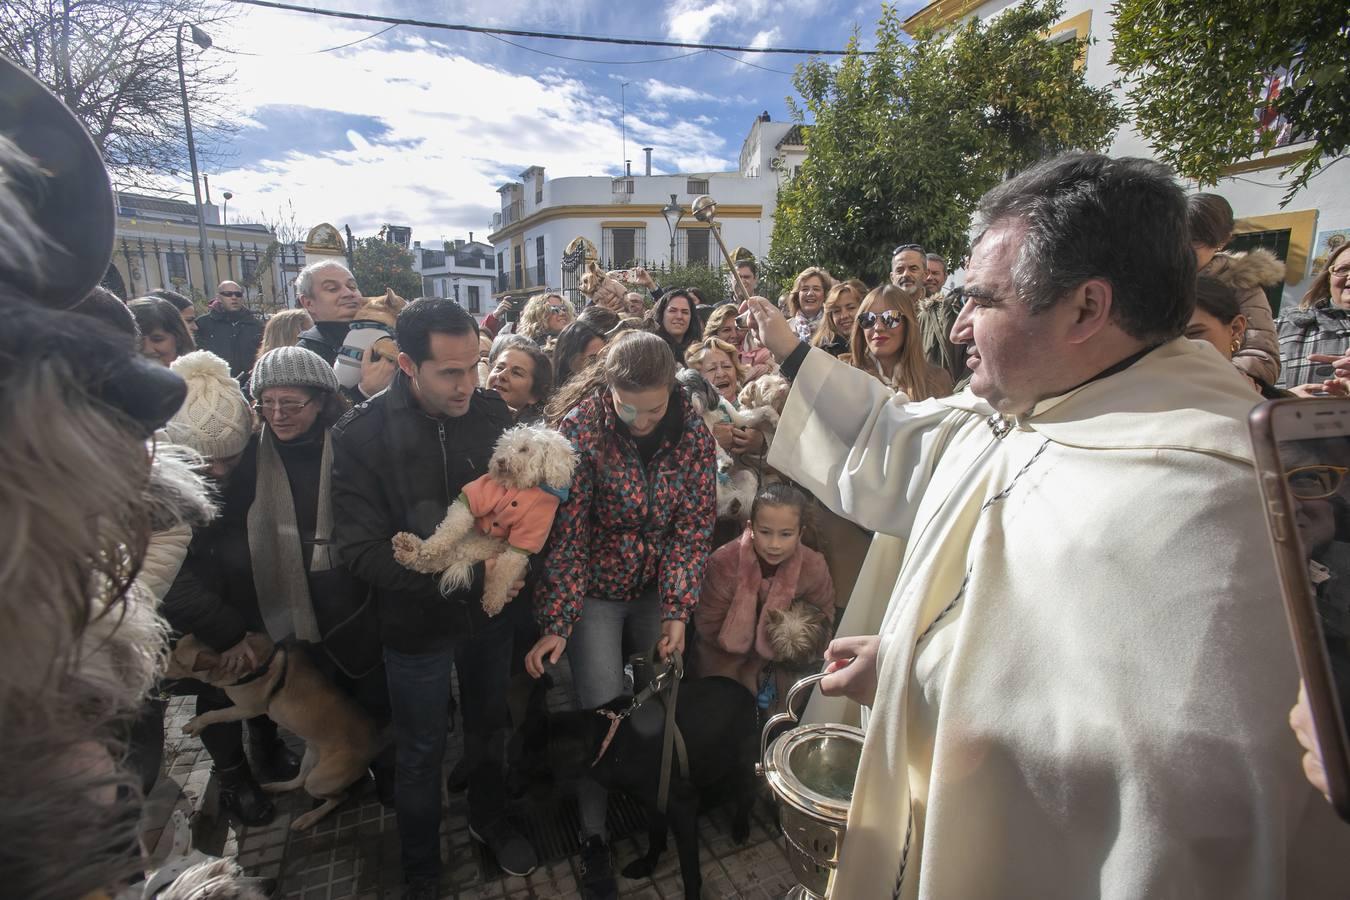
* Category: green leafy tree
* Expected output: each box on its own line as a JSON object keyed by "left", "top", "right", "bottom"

{"left": 767, "top": 0, "right": 1122, "bottom": 285}
{"left": 1111, "top": 0, "right": 1347, "bottom": 203}
{"left": 350, "top": 237, "right": 423, "bottom": 301}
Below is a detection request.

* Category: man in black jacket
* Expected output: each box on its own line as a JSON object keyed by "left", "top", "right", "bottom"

{"left": 295, "top": 260, "right": 362, "bottom": 364}
{"left": 331, "top": 298, "right": 536, "bottom": 898}
{"left": 195, "top": 280, "right": 264, "bottom": 378}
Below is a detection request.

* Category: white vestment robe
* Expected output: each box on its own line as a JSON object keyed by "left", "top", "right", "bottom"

{"left": 768, "top": 339, "right": 1350, "bottom": 899}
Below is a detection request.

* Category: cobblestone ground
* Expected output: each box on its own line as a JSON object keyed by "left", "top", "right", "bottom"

{"left": 142, "top": 666, "right": 799, "bottom": 900}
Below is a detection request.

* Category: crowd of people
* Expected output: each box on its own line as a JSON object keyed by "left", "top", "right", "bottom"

{"left": 6, "top": 50, "right": 1350, "bottom": 900}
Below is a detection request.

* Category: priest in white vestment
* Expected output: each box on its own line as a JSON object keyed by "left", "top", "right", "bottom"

{"left": 749, "top": 154, "right": 1350, "bottom": 898}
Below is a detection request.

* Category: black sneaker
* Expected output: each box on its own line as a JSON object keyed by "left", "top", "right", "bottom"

{"left": 215, "top": 762, "right": 276, "bottom": 827}
{"left": 469, "top": 817, "right": 538, "bottom": 877}
{"left": 248, "top": 734, "right": 302, "bottom": 783}
{"left": 401, "top": 878, "right": 439, "bottom": 900}
{"left": 578, "top": 835, "right": 617, "bottom": 900}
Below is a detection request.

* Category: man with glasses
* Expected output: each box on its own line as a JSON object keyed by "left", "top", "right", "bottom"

{"left": 195, "top": 279, "right": 264, "bottom": 380}
{"left": 744, "top": 154, "right": 1350, "bottom": 896}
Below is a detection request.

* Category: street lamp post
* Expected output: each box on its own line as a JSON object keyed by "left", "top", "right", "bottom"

{"left": 660, "top": 193, "right": 684, "bottom": 271}
{"left": 222, "top": 190, "right": 233, "bottom": 280}
{"left": 176, "top": 23, "right": 216, "bottom": 294}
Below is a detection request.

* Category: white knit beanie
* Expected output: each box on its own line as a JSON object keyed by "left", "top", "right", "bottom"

{"left": 166, "top": 351, "right": 255, "bottom": 458}
{"left": 250, "top": 345, "right": 341, "bottom": 397}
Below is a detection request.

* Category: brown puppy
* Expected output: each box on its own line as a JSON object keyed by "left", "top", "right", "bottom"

{"left": 167, "top": 634, "right": 383, "bottom": 831}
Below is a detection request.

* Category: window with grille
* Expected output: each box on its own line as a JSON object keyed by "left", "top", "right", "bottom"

{"left": 240, "top": 255, "right": 257, "bottom": 285}
{"left": 602, "top": 227, "right": 645, "bottom": 267}
{"left": 166, "top": 251, "right": 187, "bottom": 280}
{"left": 682, "top": 229, "right": 716, "bottom": 267}
{"left": 686, "top": 178, "right": 709, "bottom": 195}
{"left": 536, "top": 236, "right": 546, "bottom": 286}
{"left": 513, "top": 245, "right": 523, "bottom": 289}
{"left": 612, "top": 178, "right": 634, "bottom": 194}
{"left": 467, "top": 285, "right": 481, "bottom": 313}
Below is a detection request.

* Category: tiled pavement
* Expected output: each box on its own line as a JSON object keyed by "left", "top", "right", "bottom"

{"left": 142, "top": 670, "right": 800, "bottom": 900}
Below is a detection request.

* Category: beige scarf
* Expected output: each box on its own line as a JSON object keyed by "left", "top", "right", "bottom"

{"left": 247, "top": 427, "right": 330, "bottom": 642}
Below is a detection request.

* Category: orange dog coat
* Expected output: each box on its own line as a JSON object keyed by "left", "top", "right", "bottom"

{"left": 460, "top": 476, "right": 563, "bottom": 555}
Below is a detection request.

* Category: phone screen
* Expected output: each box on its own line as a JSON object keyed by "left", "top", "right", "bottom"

{"left": 1279, "top": 433, "right": 1350, "bottom": 712}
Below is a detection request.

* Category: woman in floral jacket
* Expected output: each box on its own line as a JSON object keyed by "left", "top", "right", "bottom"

{"left": 526, "top": 330, "right": 716, "bottom": 896}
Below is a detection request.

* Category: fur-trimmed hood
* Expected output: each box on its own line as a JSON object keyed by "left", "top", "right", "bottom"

{"left": 1205, "top": 247, "right": 1285, "bottom": 291}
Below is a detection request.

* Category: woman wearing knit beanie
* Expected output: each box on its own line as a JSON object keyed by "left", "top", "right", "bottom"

{"left": 165, "top": 350, "right": 256, "bottom": 479}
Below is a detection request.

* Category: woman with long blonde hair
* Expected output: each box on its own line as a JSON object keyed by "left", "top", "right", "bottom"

{"left": 517, "top": 292, "right": 576, "bottom": 346}
{"left": 256, "top": 308, "right": 313, "bottom": 363}
{"left": 786, "top": 266, "right": 836, "bottom": 341}
{"left": 846, "top": 285, "right": 953, "bottom": 399}
{"left": 811, "top": 278, "right": 867, "bottom": 357}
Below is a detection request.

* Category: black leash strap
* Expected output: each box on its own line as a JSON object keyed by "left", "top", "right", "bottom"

{"left": 655, "top": 649, "right": 689, "bottom": 817}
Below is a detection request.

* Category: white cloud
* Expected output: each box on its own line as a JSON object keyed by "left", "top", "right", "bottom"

{"left": 748, "top": 27, "right": 783, "bottom": 50}
{"left": 643, "top": 79, "right": 716, "bottom": 103}
{"left": 666, "top": 1, "right": 737, "bottom": 42}
{"left": 196, "top": 6, "right": 737, "bottom": 240}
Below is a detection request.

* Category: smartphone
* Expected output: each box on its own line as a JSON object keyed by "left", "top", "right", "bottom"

{"left": 1251, "top": 398, "right": 1350, "bottom": 821}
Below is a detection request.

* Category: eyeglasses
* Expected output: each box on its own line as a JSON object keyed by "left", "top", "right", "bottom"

{"left": 219, "top": 290, "right": 243, "bottom": 298}
{"left": 892, "top": 243, "right": 923, "bottom": 258}
{"left": 858, "top": 310, "right": 906, "bottom": 331}
{"left": 546, "top": 305, "right": 568, "bottom": 314}
{"left": 1330, "top": 265, "right": 1350, "bottom": 279}
{"left": 254, "top": 397, "right": 314, "bottom": 417}
{"left": 1287, "top": 465, "right": 1350, "bottom": 500}
{"left": 798, "top": 285, "right": 824, "bottom": 295}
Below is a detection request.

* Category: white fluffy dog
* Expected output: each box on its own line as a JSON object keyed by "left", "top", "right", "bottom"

{"left": 392, "top": 425, "right": 577, "bottom": 616}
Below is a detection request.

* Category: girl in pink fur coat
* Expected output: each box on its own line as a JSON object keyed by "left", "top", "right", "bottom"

{"left": 693, "top": 483, "right": 835, "bottom": 714}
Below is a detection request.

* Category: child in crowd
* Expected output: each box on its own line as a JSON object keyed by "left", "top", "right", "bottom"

{"left": 693, "top": 483, "right": 835, "bottom": 715}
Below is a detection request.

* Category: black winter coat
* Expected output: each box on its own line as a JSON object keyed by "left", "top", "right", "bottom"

{"left": 195, "top": 308, "right": 264, "bottom": 379}
{"left": 296, "top": 321, "right": 351, "bottom": 366}
{"left": 330, "top": 370, "right": 514, "bottom": 653}
{"left": 160, "top": 429, "right": 376, "bottom": 674}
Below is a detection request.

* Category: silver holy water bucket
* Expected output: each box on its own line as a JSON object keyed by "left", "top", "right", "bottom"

{"left": 758, "top": 672, "right": 865, "bottom": 900}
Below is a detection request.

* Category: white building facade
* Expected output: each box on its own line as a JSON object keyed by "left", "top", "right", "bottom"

{"left": 487, "top": 114, "right": 805, "bottom": 302}
{"left": 411, "top": 237, "right": 497, "bottom": 317}
{"left": 903, "top": 0, "right": 1348, "bottom": 313}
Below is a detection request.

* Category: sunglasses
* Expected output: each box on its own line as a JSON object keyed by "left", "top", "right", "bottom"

{"left": 858, "top": 310, "right": 905, "bottom": 331}
{"left": 219, "top": 290, "right": 243, "bottom": 298}
{"left": 891, "top": 243, "right": 923, "bottom": 257}
{"left": 1287, "top": 465, "right": 1350, "bottom": 500}
{"left": 546, "top": 305, "right": 568, "bottom": 314}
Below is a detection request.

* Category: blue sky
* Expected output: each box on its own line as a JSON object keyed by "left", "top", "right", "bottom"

{"left": 190, "top": 0, "right": 924, "bottom": 243}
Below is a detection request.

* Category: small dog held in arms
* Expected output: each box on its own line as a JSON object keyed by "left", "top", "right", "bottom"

{"left": 167, "top": 634, "right": 383, "bottom": 831}
{"left": 392, "top": 424, "right": 578, "bottom": 615}
{"left": 767, "top": 599, "right": 833, "bottom": 670}
{"left": 577, "top": 260, "right": 628, "bottom": 312}
{"left": 334, "top": 288, "right": 407, "bottom": 390}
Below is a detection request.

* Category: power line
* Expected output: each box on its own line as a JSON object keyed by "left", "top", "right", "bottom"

{"left": 225, "top": 0, "right": 871, "bottom": 56}
{"left": 218, "top": 23, "right": 398, "bottom": 56}
{"left": 482, "top": 32, "right": 707, "bottom": 65}
{"left": 709, "top": 48, "right": 798, "bottom": 76}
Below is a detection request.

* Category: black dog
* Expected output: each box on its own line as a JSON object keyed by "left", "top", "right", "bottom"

{"left": 536, "top": 675, "right": 759, "bottom": 900}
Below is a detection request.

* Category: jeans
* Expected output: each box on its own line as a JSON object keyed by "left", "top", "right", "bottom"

{"left": 567, "top": 590, "right": 662, "bottom": 841}
{"left": 385, "top": 614, "right": 512, "bottom": 881}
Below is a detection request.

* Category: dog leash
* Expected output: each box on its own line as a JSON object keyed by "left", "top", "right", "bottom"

{"left": 590, "top": 648, "right": 690, "bottom": 816}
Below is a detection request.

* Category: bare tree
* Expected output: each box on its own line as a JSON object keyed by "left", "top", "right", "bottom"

{"left": 0, "top": 0, "right": 238, "bottom": 177}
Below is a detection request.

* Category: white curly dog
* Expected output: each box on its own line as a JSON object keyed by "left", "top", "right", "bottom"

{"left": 392, "top": 424, "right": 577, "bottom": 615}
